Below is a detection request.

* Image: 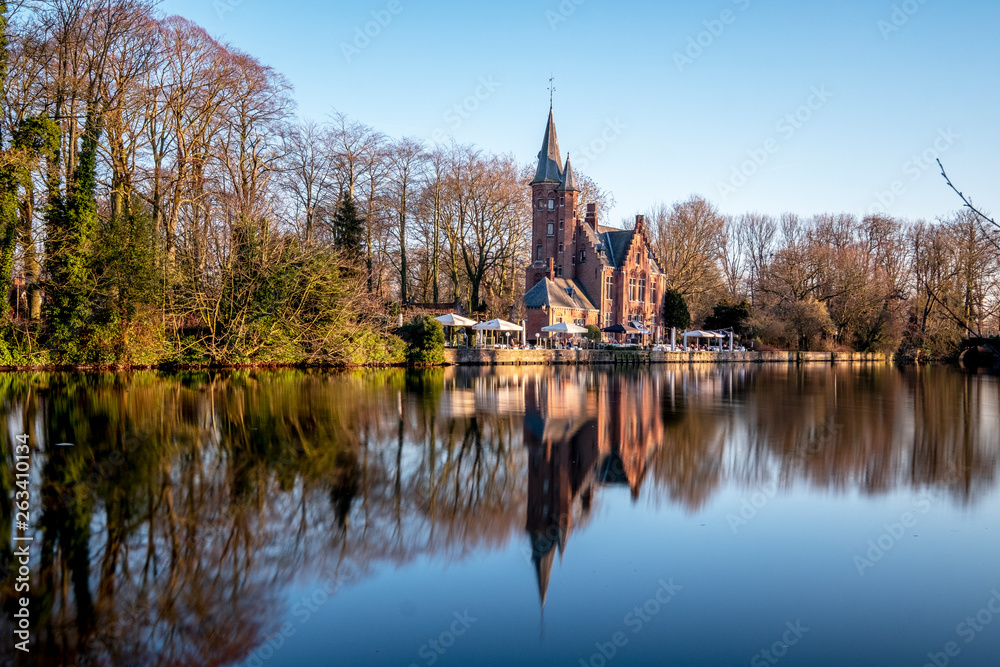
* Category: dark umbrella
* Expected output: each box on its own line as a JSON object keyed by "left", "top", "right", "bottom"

{"left": 601, "top": 324, "right": 640, "bottom": 334}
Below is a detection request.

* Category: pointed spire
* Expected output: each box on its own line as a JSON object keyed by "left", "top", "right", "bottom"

{"left": 531, "top": 108, "right": 563, "bottom": 185}
{"left": 557, "top": 155, "right": 580, "bottom": 192}
{"left": 533, "top": 540, "right": 556, "bottom": 608}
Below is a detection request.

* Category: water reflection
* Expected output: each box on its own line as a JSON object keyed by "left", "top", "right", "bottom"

{"left": 0, "top": 366, "right": 997, "bottom": 665}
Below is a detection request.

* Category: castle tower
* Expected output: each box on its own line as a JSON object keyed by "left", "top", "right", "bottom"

{"left": 527, "top": 108, "right": 576, "bottom": 290}
{"left": 557, "top": 155, "right": 580, "bottom": 280}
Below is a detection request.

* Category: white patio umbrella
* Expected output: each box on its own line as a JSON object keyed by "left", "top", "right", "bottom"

{"left": 434, "top": 313, "right": 478, "bottom": 327}
{"left": 542, "top": 321, "right": 589, "bottom": 348}
{"left": 472, "top": 318, "right": 524, "bottom": 347}
{"left": 682, "top": 329, "right": 725, "bottom": 350}
{"left": 629, "top": 321, "right": 652, "bottom": 335}
{"left": 435, "top": 313, "right": 478, "bottom": 347}
{"left": 541, "top": 322, "right": 588, "bottom": 334}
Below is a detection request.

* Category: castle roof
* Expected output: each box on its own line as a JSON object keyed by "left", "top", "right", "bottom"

{"left": 531, "top": 108, "right": 564, "bottom": 185}
{"left": 602, "top": 229, "right": 635, "bottom": 269}
{"left": 557, "top": 155, "right": 579, "bottom": 192}
{"left": 524, "top": 278, "right": 598, "bottom": 312}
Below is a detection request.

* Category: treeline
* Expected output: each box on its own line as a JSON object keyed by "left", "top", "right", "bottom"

{"left": 643, "top": 196, "right": 1000, "bottom": 357}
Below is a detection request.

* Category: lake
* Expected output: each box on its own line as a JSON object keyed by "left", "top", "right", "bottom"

{"left": 1, "top": 365, "right": 999, "bottom": 666}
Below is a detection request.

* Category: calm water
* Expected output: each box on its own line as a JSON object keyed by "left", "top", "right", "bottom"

{"left": 1, "top": 365, "right": 1000, "bottom": 666}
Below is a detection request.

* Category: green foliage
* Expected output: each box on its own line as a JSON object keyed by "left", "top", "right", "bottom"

{"left": 340, "top": 329, "right": 406, "bottom": 366}
{"left": 704, "top": 299, "right": 751, "bottom": 335}
{"left": 663, "top": 289, "right": 691, "bottom": 330}
{"left": 397, "top": 315, "right": 445, "bottom": 365}
{"left": 585, "top": 324, "right": 602, "bottom": 342}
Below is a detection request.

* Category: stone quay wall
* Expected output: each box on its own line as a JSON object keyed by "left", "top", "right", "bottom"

{"left": 442, "top": 348, "right": 892, "bottom": 366}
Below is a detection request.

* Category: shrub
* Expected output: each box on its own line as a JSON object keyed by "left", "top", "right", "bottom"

{"left": 397, "top": 315, "right": 445, "bottom": 365}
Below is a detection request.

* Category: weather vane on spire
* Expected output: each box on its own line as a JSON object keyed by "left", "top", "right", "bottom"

{"left": 548, "top": 74, "right": 556, "bottom": 109}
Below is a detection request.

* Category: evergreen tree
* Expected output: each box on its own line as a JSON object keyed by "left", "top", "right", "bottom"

{"left": 332, "top": 195, "right": 365, "bottom": 264}
{"left": 44, "top": 105, "right": 103, "bottom": 357}
{"left": 663, "top": 289, "right": 691, "bottom": 330}
{"left": 705, "top": 299, "right": 751, "bottom": 334}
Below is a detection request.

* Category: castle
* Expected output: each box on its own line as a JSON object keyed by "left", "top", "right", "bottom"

{"left": 523, "top": 107, "right": 667, "bottom": 343}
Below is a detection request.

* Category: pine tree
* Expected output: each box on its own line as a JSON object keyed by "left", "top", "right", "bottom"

{"left": 663, "top": 289, "right": 691, "bottom": 330}
{"left": 332, "top": 195, "right": 365, "bottom": 264}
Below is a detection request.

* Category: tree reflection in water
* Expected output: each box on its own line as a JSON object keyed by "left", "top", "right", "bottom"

{"left": 0, "top": 366, "right": 996, "bottom": 665}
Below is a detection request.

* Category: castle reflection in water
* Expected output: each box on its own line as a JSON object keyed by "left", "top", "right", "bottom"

{"left": 522, "top": 371, "right": 664, "bottom": 607}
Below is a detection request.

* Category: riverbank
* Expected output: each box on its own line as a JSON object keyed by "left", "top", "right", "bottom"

{"left": 443, "top": 348, "right": 892, "bottom": 366}
{"left": 0, "top": 349, "right": 893, "bottom": 372}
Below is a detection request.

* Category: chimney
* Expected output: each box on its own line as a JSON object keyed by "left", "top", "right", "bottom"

{"left": 585, "top": 203, "right": 598, "bottom": 230}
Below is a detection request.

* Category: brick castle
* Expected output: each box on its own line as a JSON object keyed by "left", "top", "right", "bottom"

{"left": 524, "top": 107, "right": 667, "bottom": 342}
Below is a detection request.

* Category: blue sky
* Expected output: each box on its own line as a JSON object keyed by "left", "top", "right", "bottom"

{"left": 160, "top": 0, "right": 999, "bottom": 226}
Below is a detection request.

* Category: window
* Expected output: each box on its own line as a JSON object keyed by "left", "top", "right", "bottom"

{"left": 560, "top": 196, "right": 565, "bottom": 207}
{"left": 629, "top": 278, "right": 636, "bottom": 301}
{"left": 638, "top": 278, "right": 646, "bottom": 302}
{"left": 547, "top": 222, "right": 554, "bottom": 236}
{"left": 605, "top": 274, "right": 614, "bottom": 301}
{"left": 536, "top": 244, "right": 542, "bottom": 261}
{"left": 603, "top": 312, "right": 612, "bottom": 328}
{"left": 574, "top": 318, "right": 584, "bottom": 327}
{"left": 556, "top": 316, "right": 563, "bottom": 323}
{"left": 556, "top": 265, "right": 563, "bottom": 277}
{"left": 537, "top": 199, "right": 544, "bottom": 210}
{"left": 651, "top": 280, "right": 657, "bottom": 306}
{"left": 571, "top": 256, "right": 575, "bottom": 265}
{"left": 559, "top": 219, "right": 564, "bottom": 230}
{"left": 579, "top": 249, "right": 586, "bottom": 263}
{"left": 548, "top": 199, "right": 555, "bottom": 210}
{"left": 558, "top": 242, "right": 564, "bottom": 253}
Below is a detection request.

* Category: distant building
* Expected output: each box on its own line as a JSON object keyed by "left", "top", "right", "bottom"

{"left": 524, "top": 107, "right": 667, "bottom": 342}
